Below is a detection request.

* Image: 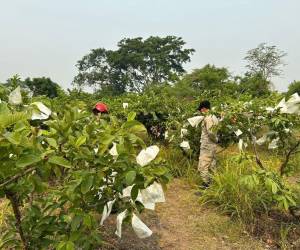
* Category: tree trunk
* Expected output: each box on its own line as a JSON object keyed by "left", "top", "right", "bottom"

{"left": 4, "top": 190, "right": 29, "bottom": 250}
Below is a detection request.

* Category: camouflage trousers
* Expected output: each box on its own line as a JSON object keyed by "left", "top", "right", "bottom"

{"left": 197, "top": 147, "right": 217, "bottom": 183}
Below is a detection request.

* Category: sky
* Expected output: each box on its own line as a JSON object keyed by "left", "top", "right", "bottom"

{"left": 0, "top": 0, "right": 299, "bottom": 91}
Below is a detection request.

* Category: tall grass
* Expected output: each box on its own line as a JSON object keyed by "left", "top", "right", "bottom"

{"left": 200, "top": 157, "right": 275, "bottom": 223}
{"left": 160, "top": 146, "right": 202, "bottom": 184}
{"left": 0, "top": 199, "right": 10, "bottom": 228}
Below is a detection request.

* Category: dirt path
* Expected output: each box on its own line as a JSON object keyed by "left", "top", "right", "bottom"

{"left": 153, "top": 179, "right": 266, "bottom": 250}
{"left": 102, "top": 179, "right": 266, "bottom": 250}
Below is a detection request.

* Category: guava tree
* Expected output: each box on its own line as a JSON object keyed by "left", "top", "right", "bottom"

{"left": 0, "top": 101, "right": 170, "bottom": 249}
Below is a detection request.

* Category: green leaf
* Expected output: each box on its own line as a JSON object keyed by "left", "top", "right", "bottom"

{"left": 81, "top": 175, "right": 94, "bottom": 194}
{"left": 271, "top": 182, "right": 278, "bottom": 194}
{"left": 53, "top": 166, "right": 62, "bottom": 178}
{"left": 104, "top": 134, "right": 116, "bottom": 144}
{"left": 65, "top": 241, "right": 75, "bottom": 250}
{"left": 283, "top": 197, "right": 289, "bottom": 211}
{"left": 127, "top": 112, "right": 136, "bottom": 121}
{"left": 83, "top": 215, "right": 92, "bottom": 229}
{"left": 4, "top": 131, "right": 21, "bottom": 145}
{"left": 265, "top": 178, "right": 275, "bottom": 193}
{"left": 0, "top": 112, "right": 29, "bottom": 130}
{"left": 71, "top": 215, "right": 82, "bottom": 231}
{"left": 286, "top": 195, "right": 297, "bottom": 206}
{"left": 46, "top": 138, "right": 58, "bottom": 149}
{"left": 48, "top": 156, "right": 71, "bottom": 168}
{"left": 122, "top": 120, "right": 147, "bottom": 133}
{"left": 31, "top": 175, "right": 47, "bottom": 193}
{"left": 75, "top": 135, "right": 86, "bottom": 148}
{"left": 56, "top": 242, "right": 66, "bottom": 250}
{"left": 125, "top": 171, "right": 136, "bottom": 185}
{"left": 16, "top": 154, "right": 42, "bottom": 168}
{"left": 131, "top": 185, "right": 139, "bottom": 201}
{"left": 152, "top": 166, "right": 168, "bottom": 176}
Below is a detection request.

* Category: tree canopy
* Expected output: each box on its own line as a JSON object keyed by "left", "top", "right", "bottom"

{"left": 287, "top": 80, "right": 300, "bottom": 96}
{"left": 181, "top": 64, "right": 231, "bottom": 89}
{"left": 73, "top": 36, "right": 195, "bottom": 94}
{"left": 237, "top": 72, "right": 271, "bottom": 97}
{"left": 244, "top": 43, "right": 286, "bottom": 81}
{"left": 23, "top": 77, "right": 59, "bottom": 98}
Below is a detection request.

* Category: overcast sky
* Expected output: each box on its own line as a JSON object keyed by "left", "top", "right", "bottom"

{"left": 0, "top": 0, "right": 299, "bottom": 91}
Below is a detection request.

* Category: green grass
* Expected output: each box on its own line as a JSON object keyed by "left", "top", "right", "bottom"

{"left": 160, "top": 146, "right": 202, "bottom": 184}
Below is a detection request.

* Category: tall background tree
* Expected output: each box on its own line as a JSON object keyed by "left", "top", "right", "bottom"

{"left": 240, "top": 43, "right": 287, "bottom": 96}
{"left": 182, "top": 64, "right": 230, "bottom": 89}
{"left": 244, "top": 43, "right": 287, "bottom": 81}
{"left": 73, "top": 36, "right": 194, "bottom": 95}
{"left": 287, "top": 81, "right": 300, "bottom": 97}
{"left": 23, "top": 77, "right": 60, "bottom": 98}
{"left": 236, "top": 72, "right": 271, "bottom": 97}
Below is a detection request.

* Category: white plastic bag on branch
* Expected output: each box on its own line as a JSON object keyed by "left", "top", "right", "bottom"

{"left": 285, "top": 93, "right": 300, "bottom": 114}
{"left": 109, "top": 142, "right": 118, "bottom": 157}
{"left": 187, "top": 116, "right": 204, "bottom": 128}
{"left": 132, "top": 213, "right": 153, "bottom": 239}
{"left": 100, "top": 199, "right": 116, "bottom": 225}
{"left": 256, "top": 135, "right": 267, "bottom": 146}
{"left": 266, "top": 107, "right": 275, "bottom": 113}
{"left": 121, "top": 185, "right": 133, "bottom": 198}
{"left": 180, "top": 141, "right": 190, "bottom": 150}
{"left": 115, "top": 209, "right": 128, "bottom": 238}
{"left": 180, "top": 128, "right": 188, "bottom": 138}
{"left": 164, "top": 131, "right": 169, "bottom": 139}
{"left": 122, "top": 186, "right": 155, "bottom": 210}
{"left": 136, "top": 145, "right": 159, "bottom": 167}
{"left": 31, "top": 102, "right": 52, "bottom": 120}
{"left": 275, "top": 98, "right": 286, "bottom": 110}
{"left": 234, "top": 129, "right": 243, "bottom": 137}
{"left": 268, "top": 137, "right": 280, "bottom": 149}
{"left": 238, "top": 139, "right": 244, "bottom": 151}
{"left": 141, "top": 182, "right": 165, "bottom": 204}
{"left": 275, "top": 94, "right": 300, "bottom": 115}
{"left": 121, "top": 182, "right": 165, "bottom": 210}
{"left": 8, "top": 86, "right": 22, "bottom": 105}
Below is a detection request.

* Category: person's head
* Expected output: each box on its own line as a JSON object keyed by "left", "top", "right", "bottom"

{"left": 198, "top": 100, "right": 211, "bottom": 113}
{"left": 92, "top": 102, "right": 109, "bottom": 115}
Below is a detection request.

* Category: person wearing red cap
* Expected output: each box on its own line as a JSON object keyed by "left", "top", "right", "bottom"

{"left": 92, "top": 102, "right": 109, "bottom": 115}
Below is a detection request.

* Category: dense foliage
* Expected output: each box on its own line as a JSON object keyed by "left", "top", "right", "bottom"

{"left": 0, "top": 96, "right": 170, "bottom": 249}
{"left": 73, "top": 36, "right": 194, "bottom": 94}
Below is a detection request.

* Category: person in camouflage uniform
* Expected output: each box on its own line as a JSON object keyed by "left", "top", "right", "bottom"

{"left": 197, "top": 100, "right": 219, "bottom": 187}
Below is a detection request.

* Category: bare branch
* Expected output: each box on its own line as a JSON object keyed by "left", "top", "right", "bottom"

{"left": 279, "top": 140, "right": 300, "bottom": 176}
{"left": 0, "top": 166, "right": 36, "bottom": 189}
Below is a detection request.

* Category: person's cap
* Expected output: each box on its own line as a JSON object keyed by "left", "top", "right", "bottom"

{"left": 94, "top": 102, "right": 108, "bottom": 113}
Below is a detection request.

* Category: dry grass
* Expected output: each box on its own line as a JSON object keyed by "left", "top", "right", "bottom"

{"left": 0, "top": 198, "right": 10, "bottom": 229}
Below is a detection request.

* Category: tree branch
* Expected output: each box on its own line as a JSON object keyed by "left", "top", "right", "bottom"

{"left": 0, "top": 166, "right": 36, "bottom": 189}
{"left": 279, "top": 140, "right": 300, "bottom": 176}
{"left": 4, "top": 190, "right": 29, "bottom": 250}
{"left": 248, "top": 119, "right": 264, "bottom": 169}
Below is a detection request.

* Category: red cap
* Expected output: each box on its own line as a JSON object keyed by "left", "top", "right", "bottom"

{"left": 94, "top": 102, "right": 108, "bottom": 113}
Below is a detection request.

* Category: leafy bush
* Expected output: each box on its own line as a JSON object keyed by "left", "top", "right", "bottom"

{"left": 0, "top": 101, "right": 171, "bottom": 249}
